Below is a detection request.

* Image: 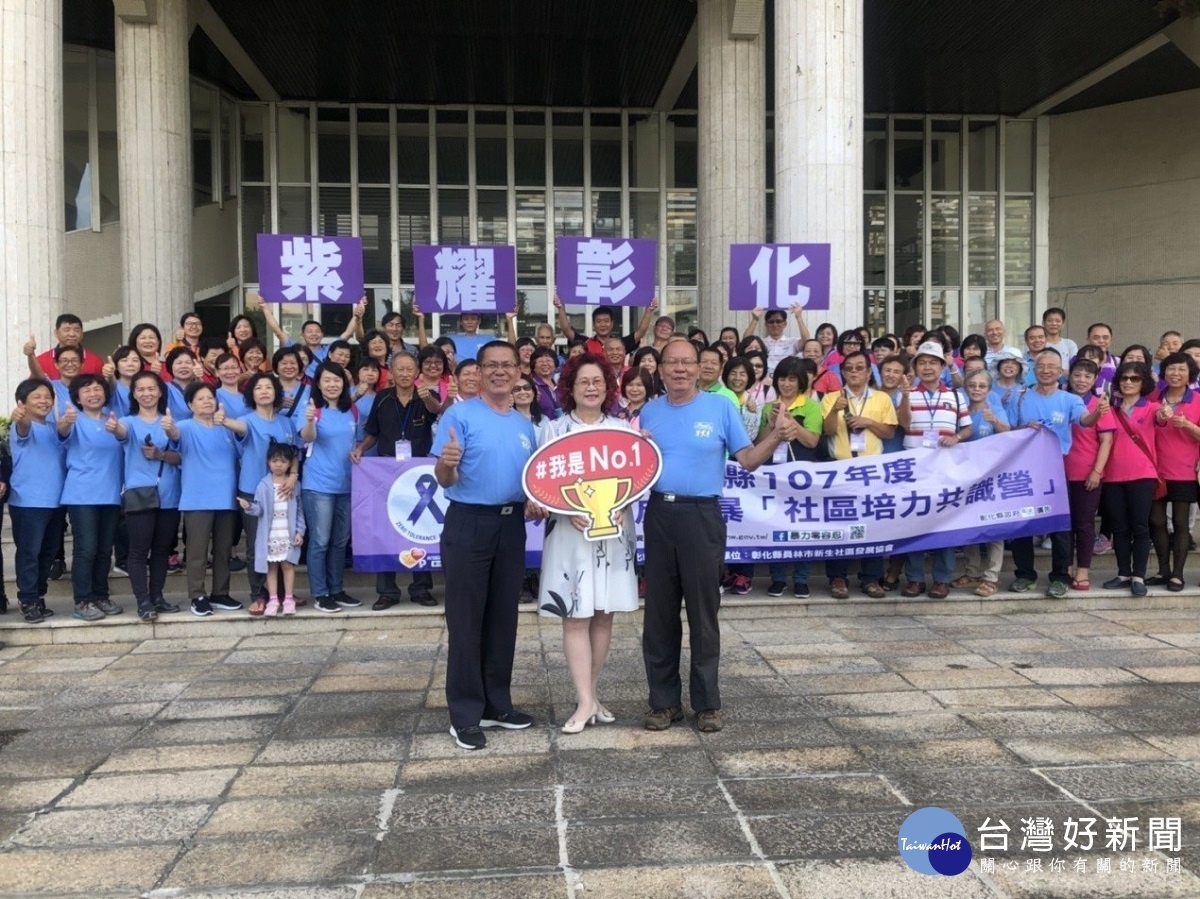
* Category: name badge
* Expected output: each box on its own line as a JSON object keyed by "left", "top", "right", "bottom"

{"left": 395, "top": 439, "right": 412, "bottom": 461}
{"left": 772, "top": 443, "right": 789, "bottom": 464}
{"left": 850, "top": 430, "right": 867, "bottom": 454}
{"left": 922, "top": 432, "right": 939, "bottom": 449}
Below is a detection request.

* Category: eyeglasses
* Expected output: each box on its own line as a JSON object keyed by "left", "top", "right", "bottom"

{"left": 480, "top": 361, "right": 518, "bottom": 372}
{"left": 842, "top": 365, "right": 868, "bottom": 372}
{"left": 1119, "top": 375, "right": 1143, "bottom": 383}
{"left": 512, "top": 385, "right": 534, "bottom": 393}
{"left": 842, "top": 340, "right": 863, "bottom": 347}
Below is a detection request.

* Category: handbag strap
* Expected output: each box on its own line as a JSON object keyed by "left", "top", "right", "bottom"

{"left": 1113, "top": 402, "right": 1156, "bottom": 468}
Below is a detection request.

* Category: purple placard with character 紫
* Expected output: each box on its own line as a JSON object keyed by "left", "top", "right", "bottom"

{"left": 555, "top": 237, "right": 657, "bottom": 307}
{"left": 413, "top": 245, "right": 517, "bottom": 314}
{"left": 256, "top": 234, "right": 364, "bottom": 304}
{"left": 729, "top": 243, "right": 831, "bottom": 311}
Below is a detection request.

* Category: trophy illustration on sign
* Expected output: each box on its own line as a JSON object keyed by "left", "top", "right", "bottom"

{"left": 522, "top": 428, "right": 662, "bottom": 542}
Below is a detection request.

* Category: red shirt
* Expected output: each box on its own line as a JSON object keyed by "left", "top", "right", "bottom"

{"left": 36, "top": 347, "right": 104, "bottom": 380}
{"left": 1155, "top": 389, "right": 1200, "bottom": 482}
{"left": 1105, "top": 398, "right": 1160, "bottom": 483}
{"left": 1065, "top": 394, "right": 1115, "bottom": 481}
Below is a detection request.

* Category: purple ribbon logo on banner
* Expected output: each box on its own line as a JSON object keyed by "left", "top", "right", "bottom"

{"left": 555, "top": 237, "right": 657, "bottom": 306}
{"left": 729, "top": 243, "right": 831, "bottom": 311}
{"left": 413, "top": 245, "right": 517, "bottom": 314}
{"left": 256, "top": 234, "right": 364, "bottom": 304}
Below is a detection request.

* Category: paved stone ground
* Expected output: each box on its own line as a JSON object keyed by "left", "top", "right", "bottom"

{"left": 6, "top": 603, "right": 1200, "bottom": 897}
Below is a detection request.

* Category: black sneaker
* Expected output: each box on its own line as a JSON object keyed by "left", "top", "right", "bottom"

{"left": 73, "top": 602, "right": 105, "bottom": 622}
{"left": 228, "top": 555, "right": 247, "bottom": 572}
{"left": 207, "top": 595, "right": 243, "bottom": 611}
{"left": 152, "top": 596, "right": 181, "bottom": 613}
{"left": 479, "top": 709, "right": 534, "bottom": 730}
{"left": 37, "top": 600, "right": 53, "bottom": 618}
{"left": 48, "top": 559, "right": 65, "bottom": 580}
{"left": 766, "top": 581, "right": 787, "bottom": 597}
{"left": 794, "top": 582, "right": 811, "bottom": 598}
{"left": 331, "top": 591, "right": 362, "bottom": 608}
{"left": 137, "top": 600, "right": 158, "bottom": 623}
{"left": 450, "top": 725, "right": 487, "bottom": 751}
{"left": 21, "top": 604, "right": 44, "bottom": 624}
{"left": 314, "top": 596, "right": 341, "bottom": 613}
{"left": 0, "top": 594, "right": 8, "bottom": 614}
{"left": 190, "top": 596, "right": 213, "bottom": 617}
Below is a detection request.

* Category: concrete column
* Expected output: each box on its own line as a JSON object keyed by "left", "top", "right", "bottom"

{"left": 115, "top": 1, "right": 192, "bottom": 329}
{"left": 697, "top": 0, "right": 765, "bottom": 334}
{"left": 775, "top": 0, "right": 863, "bottom": 328}
{"left": 0, "top": 0, "right": 64, "bottom": 395}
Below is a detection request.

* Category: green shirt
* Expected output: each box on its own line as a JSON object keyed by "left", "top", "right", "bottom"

{"left": 705, "top": 382, "right": 740, "bottom": 406}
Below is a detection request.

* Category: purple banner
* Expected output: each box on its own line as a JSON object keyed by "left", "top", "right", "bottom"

{"left": 256, "top": 234, "right": 364, "bottom": 304}
{"left": 555, "top": 237, "right": 657, "bottom": 306}
{"left": 351, "top": 458, "right": 543, "bottom": 571}
{"left": 413, "top": 245, "right": 517, "bottom": 314}
{"left": 729, "top": 243, "right": 831, "bottom": 311}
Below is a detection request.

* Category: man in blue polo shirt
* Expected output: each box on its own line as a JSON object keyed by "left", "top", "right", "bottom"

{"left": 638, "top": 337, "right": 795, "bottom": 734}
{"left": 432, "top": 340, "right": 547, "bottom": 751}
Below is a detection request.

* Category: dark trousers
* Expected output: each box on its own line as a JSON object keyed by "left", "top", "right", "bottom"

{"left": 642, "top": 495, "right": 725, "bottom": 713}
{"left": 1104, "top": 479, "right": 1155, "bottom": 578}
{"left": 1011, "top": 532, "right": 1071, "bottom": 584}
{"left": 113, "top": 511, "right": 128, "bottom": 568}
{"left": 11, "top": 506, "right": 65, "bottom": 605}
{"left": 126, "top": 508, "right": 181, "bottom": 604}
{"left": 826, "top": 556, "right": 884, "bottom": 584}
{"left": 1150, "top": 495, "right": 1192, "bottom": 580}
{"left": 1068, "top": 480, "right": 1104, "bottom": 569}
{"left": 183, "top": 510, "right": 236, "bottom": 599}
{"left": 441, "top": 502, "right": 525, "bottom": 729}
{"left": 67, "top": 504, "right": 119, "bottom": 603}
{"left": 376, "top": 570, "right": 434, "bottom": 599}
{"left": 238, "top": 497, "right": 266, "bottom": 598}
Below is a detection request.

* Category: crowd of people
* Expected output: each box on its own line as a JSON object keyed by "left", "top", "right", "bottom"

{"left": 2, "top": 299, "right": 1198, "bottom": 746}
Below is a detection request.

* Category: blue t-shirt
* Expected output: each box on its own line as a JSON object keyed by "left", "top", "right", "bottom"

{"left": 216, "top": 387, "right": 248, "bottom": 420}
{"left": 175, "top": 419, "right": 238, "bottom": 511}
{"left": 47, "top": 380, "right": 71, "bottom": 423}
{"left": 431, "top": 397, "right": 536, "bottom": 504}
{"left": 10, "top": 421, "right": 66, "bottom": 508}
{"left": 881, "top": 389, "right": 906, "bottom": 454}
{"left": 354, "top": 394, "right": 378, "bottom": 456}
{"left": 280, "top": 382, "right": 310, "bottom": 420}
{"left": 237, "top": 413, "right": 297, "bottom": 495}
{"left": 446, "top": 333, "right": 493, "bottom": 362}
{"left": 165, "top": 381, "right": 194, "bottom": 421}
{"left": 110, "top": 382, "right": 132, "bottom": 418}
{"left": 1011, "top": 388, "right": 1086, "bottom": 454}
{"left": 119, "top": 416, "right": 182, "bottom": 509}
{"left": 640, "top": 392, "right": 751, "bottom": 496}
{"left": 61, "top": 414, "right": 123, "bottom": 505}
{"left": 967, "top": 401, "right": 1010, "bottom": 442}
{"left": 303, "top": 407, "right": 357, "bottom": 495}
{"left": 282, "top": 337, "right": 329, "bottom": 380}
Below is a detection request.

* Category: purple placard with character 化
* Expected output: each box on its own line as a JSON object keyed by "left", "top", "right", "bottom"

{"left": 729, "top": 242, "right": 831, "bottom": 311}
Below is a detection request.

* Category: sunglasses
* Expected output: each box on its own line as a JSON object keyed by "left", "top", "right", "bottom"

{"left": 1118, "top": 375, "right": 1143, "bottom": 383}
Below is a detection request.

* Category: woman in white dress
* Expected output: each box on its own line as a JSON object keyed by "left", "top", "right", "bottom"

{"left": 538, "top": 353, "right": 639, "bottom": 733}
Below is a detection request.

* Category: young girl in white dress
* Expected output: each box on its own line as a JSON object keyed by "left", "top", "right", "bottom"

{"left": 238, "top": 443, "right": 305, "bottom": 616}
{"left": 537, "top": 353, "right": 639, "bottom": 733}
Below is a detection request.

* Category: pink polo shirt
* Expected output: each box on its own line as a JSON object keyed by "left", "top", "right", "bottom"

{"left": 1155, "top": 389, "right": 1200, "bottom": 482}
{"left": 1065, "top": 394, "right": 1115, "bottom": 482}
{"left": 1104, "top": 398, "right": 1161, "bottom": 483}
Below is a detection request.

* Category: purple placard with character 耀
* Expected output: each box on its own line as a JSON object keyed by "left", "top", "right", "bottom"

{"left": 256, "top": 234, "right": 364, "bottom": 303}
{"left": 555, "top": 237, "right": 657, "bottom": 306}
{"left": 413, "top": 245, "right": 517, "bottom": 314}
{"left": 729, "top": 243, "right": 831, "bottom": 311}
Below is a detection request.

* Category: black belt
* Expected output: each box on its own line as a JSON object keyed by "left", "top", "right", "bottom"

{"left": 450, "top": 500, "right": 521, "bottom": 516}
{"left": 650, "top": 491, "right": 719, "bottom": 506}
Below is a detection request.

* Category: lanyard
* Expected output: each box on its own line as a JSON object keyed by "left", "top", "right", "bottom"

{"left": 396, "top": 394, "right": 417, "bottom": 440}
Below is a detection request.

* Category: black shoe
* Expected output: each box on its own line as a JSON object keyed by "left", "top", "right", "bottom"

{"left": 331, "top": 591, "right": 361, "bottom": 608}
{"left": 207, "top": 594, "right": 243, "bottom": 611}
{"left": 21, "top": 604, "right": 44, "bottom": 624}
{"left": 37, "top": 600, "right": 53, "bottom": 619}
{"left": 0, "top": 595, "right": 8, "bottom": 614}
{"left": 766, "top": 581, "right": 787, "bottom": 597}
{"left": 479, "top": 709, "right": 534, "bottom": 729}
{"left": 314, "top": 596, "right": 341, "bottom": 613}
{"left": 137, "top": 600, "right": 158, "bottom": 622}
{"left": 190, "top": 596, "right": 213, "bottom": 617}
{"left": 409, "top": 593, "right": 437, "bottom": 607}
{"left": 1144, "top": 575, "right": 1170, "bottom": 587}
{"left": 152, "top": 596, "right": 181, "bottom": 613}
{"left": 228, "top": 555, "right": 246, "bottom": 572}
{"left": 450, "top": 725, "right": 487, "bottom": 751}
{"left": 794, "top": 582, "right": 811, "bottom": 598}
{"left": 372, "top": 595, "right": 400, "bottom": 611}
{"left": 1102, "top": 576, "right": 1130, "bottom": 590}
{"left": 48, "top": 559, "right": 65, "bottom": 580}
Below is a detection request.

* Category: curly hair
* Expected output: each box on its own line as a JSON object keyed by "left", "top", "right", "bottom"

{"left": 556, "top": 352, "right": 618, "bottom": 414}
